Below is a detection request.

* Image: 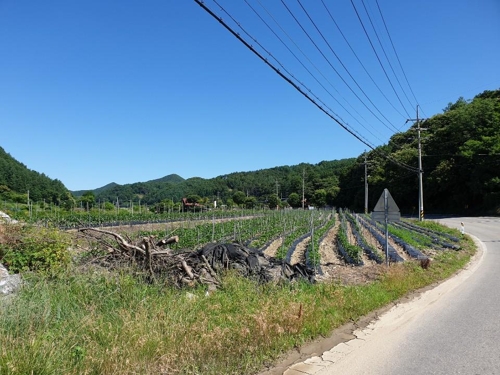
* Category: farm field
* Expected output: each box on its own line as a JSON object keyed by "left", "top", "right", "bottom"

{"left": 89, "top": 208, "right": 461, "bottom": 285}
{"left": 0, "top": 208, "right": 475, "bottom": 375}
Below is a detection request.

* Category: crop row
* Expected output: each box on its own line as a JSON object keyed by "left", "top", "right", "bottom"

{"left": 86, "top": 207, "right": 462, "bottom": 268}
{"left": 8, "top": 205, "right": 269, "bottom": 230}
{"left": 305, "top": 213, "right": 336, "bottom": 269}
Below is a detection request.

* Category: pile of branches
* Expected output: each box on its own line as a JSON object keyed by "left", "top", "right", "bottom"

{"left": 78, "top": 228, "right": 315, "bottom": 289}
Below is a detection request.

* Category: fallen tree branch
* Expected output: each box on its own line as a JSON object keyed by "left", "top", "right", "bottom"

{"left": 77, "top": 227, "right": 316, "bottom": 289}
{"left": 79, "top": 227, "right": 146, "bottom": 255}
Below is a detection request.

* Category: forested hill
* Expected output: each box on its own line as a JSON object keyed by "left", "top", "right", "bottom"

{"left": 93, "top": 159, "right": 356, "bottom": 208}
{"left": 71, "top": 174, "right": 186, "bottom": 198}
{"left": 337, "top": 89, "right": 500, "bottom": 215}
{"left": 0, "top": 147, "right": 70, "bottom": 204}
{"left": 93, "top": 89, "right": 499, "bottom": 215}
{"left": 1, "top": 88, "right": 498, "bottom": 215}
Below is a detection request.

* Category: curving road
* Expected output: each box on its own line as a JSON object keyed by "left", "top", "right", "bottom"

{"left": 283, "top": 216, "right": 500, "bottom": 375}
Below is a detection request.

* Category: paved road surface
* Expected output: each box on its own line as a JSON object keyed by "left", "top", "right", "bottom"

{"left": 283, "top": 216, "right": 500, "bottom": 375}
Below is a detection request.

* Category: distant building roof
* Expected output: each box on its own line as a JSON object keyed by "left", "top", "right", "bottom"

{"left": 182, "top": 198, "right": 202, "bottom": 207}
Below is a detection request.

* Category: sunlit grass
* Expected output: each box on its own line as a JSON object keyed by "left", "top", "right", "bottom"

{"left": 0, "top": 234, "right": 476, "bottom": 375}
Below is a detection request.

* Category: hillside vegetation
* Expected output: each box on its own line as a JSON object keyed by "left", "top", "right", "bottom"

{"left": 337, "top": 89, "right": 500, "bottom": 215}
{"left": 0, "top": 89, "right": 498, "bottom": 215}
{"left": 0, "top": 147, "right": 71, "bottom": 205}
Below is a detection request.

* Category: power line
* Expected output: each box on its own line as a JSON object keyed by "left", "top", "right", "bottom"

{"left": 295, "top": 0, "right": 400, "bottom": 133}
{"left": 360, "top": 0, "right": 414, "bottom": 113}
{"left": 244, "top": 0, "right": 386, "bottom": 143}
{"left": 194, "top": 0, "right": 419, "bottom": 174}
{"left": 350, "top": 0, "right": 412, "bottom": 119}
{"left": 279, "top": 0, "right": 399, "bottom": 135}
{"left": 194, "top": 1, "right": 375, "bottom": 148}
{"left": 211, "top": 0, "right": 354, "bottom": 135}
{"left": 374, "top": 0, "right": 425, "bottom": 117}
{"left": 253, "top": 0, "right": 389, "bottom": 142}
{"left": 320, "top": 0, "right": 407, "bottom": 120}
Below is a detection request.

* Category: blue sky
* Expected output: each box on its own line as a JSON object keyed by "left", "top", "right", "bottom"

{"left": 1, "top": 0, "right": 499, "bottom": 191}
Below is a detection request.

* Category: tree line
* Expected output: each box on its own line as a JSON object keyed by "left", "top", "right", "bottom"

{"left": 0, "top": 147, "right": 72, "bottom": 206}
{"left": 1, "top": 89, "right": 498, "bottom": 215}
{"left": 336, "top": 89, "right": 500, "bottom": 215}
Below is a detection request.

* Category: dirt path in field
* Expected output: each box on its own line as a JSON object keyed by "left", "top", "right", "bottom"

{"left": 347, "top": 221, "right": 378, "bottom": 267}
{"left": 319, "top": 218, "right": 342, "bottom": 267}
{"left": 317, "top": 216, "right": 386, "bottom": 284}
{"left": 290, "top": 237, "right": 311, "bottom": 265}
{"left": 263, "top": 237, "right": 283, "bottom": 258}
{"left": 88, "top": 216, "right": 258, "bottom": 235}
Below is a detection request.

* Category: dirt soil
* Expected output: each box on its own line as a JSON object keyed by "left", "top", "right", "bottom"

{"left": 290, "top": 237, "right": 310, "bottom": 265}
{"left": 316, "top": 218, "right": 386, "bottom": 285}
{"left": 0, "top": 225, "right": 5, "bottom": 245}
{"left": 263, "top": 237, "right": 283, "bottom": 258}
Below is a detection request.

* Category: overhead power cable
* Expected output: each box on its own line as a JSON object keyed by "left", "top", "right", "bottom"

{"left": 280, "top": 0, "right": 399, "bottom": 134}
{"left": 193, "top": 0, "right": 419, "bottom": 174}
{"left": 294, "top": 0, "right": 400, "bottom": 133}
{"left": 200, "top": 0, "right": 374, "bottom": 147}
{"left": 244, "top": 0, "right": 385, "bottom": 143}
{"left": 374, "top": 0, "right": 425, "bottom": 117}
{"left": 208, "top": 0, "right": 374, "bottom": 148}
{"left": 320, "top": 0, "right": 407, "bottom": 120}
{"left": 350, "top": 0, "right": 412, "bottom": 119}
{"left": 253, "top": 0, "right": 386, "bottom": 142}
{"left": 360, "top": 0, "right": 414, "bottom": 112}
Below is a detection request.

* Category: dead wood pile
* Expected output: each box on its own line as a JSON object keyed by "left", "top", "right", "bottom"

{"left": 78, "top": 227, "right": 315, "bottom": 289}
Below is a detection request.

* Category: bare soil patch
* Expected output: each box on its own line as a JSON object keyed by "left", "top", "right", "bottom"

{"left": 316, "top": 217, "right": 385, "bottom": 285}
{"left": 263, "top": 238, "right": 283, "bottom": 258}
{"left": 290, "top": 237, "right": 310, "bottom": 265}
{"left": 0, "top": 225, "right": 5, "bottom": 245}
{"left": 359, "top": 223, "right": 409, "bottom": 261}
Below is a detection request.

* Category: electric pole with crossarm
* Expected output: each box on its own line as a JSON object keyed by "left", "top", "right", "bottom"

{"left": 406, "top": 105, "right": 426, "bottom": 221}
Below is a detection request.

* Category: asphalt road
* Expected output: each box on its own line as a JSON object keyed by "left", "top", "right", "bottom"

{"left": 284, "top": 216, "right": 500, "bottom": 375}
{"left": 376, "top": 217, "right": 500, "bottom": 375}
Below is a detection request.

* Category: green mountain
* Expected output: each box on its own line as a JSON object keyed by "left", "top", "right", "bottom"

{"left": 77, "top": 89, "right": 500, "bottom": 215}
{"left": 72, "top": 175, "right": 185, "bottom": 198}
{"left": 71, "top": 182, "right": 120, "bottom": 197}
{"left": 146, "top": 174, "right": 185, "bottom": 184}
{"left": 93, "top": 159, "right": 356, "bottom": 209}
{"left": 336, "top": 89, "right": 500, "bottom": 215}
{"left": 0, "top": 146, "right": 70, "bottom": 204}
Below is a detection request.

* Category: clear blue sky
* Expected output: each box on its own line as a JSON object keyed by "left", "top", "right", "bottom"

{"left": 1, "top": 0, "right": 499, "bottom": 191}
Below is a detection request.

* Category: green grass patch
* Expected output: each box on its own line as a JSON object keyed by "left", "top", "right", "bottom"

{"left": 0, "top": 232, "right": 476, "bottom": 375}
{"left": 0, "top": 224, "right": 71, "bottom": 274}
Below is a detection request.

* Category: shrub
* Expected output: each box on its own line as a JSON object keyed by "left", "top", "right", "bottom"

{"left": 0, "top": 224, "right": 71, "bottom": 273}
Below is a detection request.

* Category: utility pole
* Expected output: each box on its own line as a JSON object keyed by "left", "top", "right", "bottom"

{"left": 406, "top": 105, "right": 426, "bottom": 221}
{"left": 302, "top": 168, "right": 305, "bottom": 210}
{"left": 417, "top": 109, "right": 424, "bottom": 221}
{"left": 275, "top": 179, "right": 280, "bottom": 209}
{"left": 364, "top": 151, "right": 368, "bottom": 214}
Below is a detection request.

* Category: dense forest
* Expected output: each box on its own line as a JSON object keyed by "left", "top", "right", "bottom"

{"left": 1, "top": 89, "right": 499, "bottom": 215}
{"left": 86, "top": 159, "right": 355, "bottom": 210}
{"left": 337, "top": 89, "right": 500, "bottom": 215}
{"left": 0, "top": 147, "right": 72, "bottom": 206}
